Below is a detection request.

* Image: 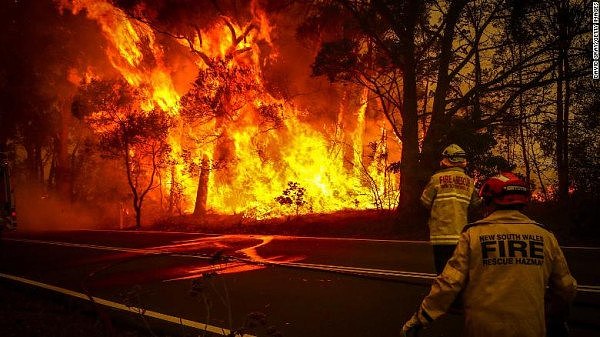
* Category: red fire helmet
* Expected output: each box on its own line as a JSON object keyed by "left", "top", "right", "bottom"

{"left": 479, "top": 172, "right": 530, "bottom": 206}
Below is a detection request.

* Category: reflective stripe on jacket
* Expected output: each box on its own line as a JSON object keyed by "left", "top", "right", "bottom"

{"left": 421, "top": 167, "right": 480, "bottom": 245}
{"left": 415, "top": 210, "right": 577, "bottom": 337}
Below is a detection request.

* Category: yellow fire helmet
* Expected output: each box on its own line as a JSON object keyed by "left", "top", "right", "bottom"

{"left": 441, "top": 144, "right": 467, "bottom": 163}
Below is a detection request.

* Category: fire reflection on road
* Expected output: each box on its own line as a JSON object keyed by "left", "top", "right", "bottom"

{"left": 161, "top": 235, "right": 305, "bottom": 281}
{"left": 72, "top": 234, "right": 305, "bottom": 287}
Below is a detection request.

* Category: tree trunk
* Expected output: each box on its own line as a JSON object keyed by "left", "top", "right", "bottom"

{"left": 193, "top": 156, "right": 210, "bottom": 216}
{"left": 420, "top": 80, "right": 429, "bottom": 135}
{"left": 518, "top": 115, "right": 531, "bottom": 185}
{"left": 472, "top": 36, "right": 482, "bottom": 125}
{"left": 421, "top": 0, "right": 468, "bottom": 174}
{"left": 123, "top": 140, "right": 141, "bottom": 229}
{"left": 24, "top": 143, "right": 43, "bottom": 185}
{"left": 556, "top": 0, "right": 570, "bottom": 204}
{"left": 530, "top": 132, "right": 548, "bottom": 200}
{"left": 134, "top": 203, "right": 142, "bottom": 229}
{"left": 35, "top": 143, "right": 44, "bottom": 185}
{"left": 517, "top": 46, "right": 531, "bottom": 185}
{"left": 55, "top": 98, "right": 72, "bottom": 201}
{"left": 556, "top": 67, "right": 567, "bottom": 202}
{"left": 397, "top": 11, "right": 420, "bottom": 212}
{"left": 168, "top": 164, "right": 176, "bottom": 214}
{"left": 562, "top": 49, "right": 570, "bottom": 198}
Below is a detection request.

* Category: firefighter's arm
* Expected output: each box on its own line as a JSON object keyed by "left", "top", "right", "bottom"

{"left": 469, "top": 186, "right": 482, "bottom": 208}
{"left": 420, "top": 177, "right": 437, "bottom": 210}
{"left": 547, "top": 236, "right": 577, "bottom": 319}
{"left": 402, "top": 233, "right": 470, "bottom": 332}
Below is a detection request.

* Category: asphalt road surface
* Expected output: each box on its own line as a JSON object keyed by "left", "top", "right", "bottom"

{"left": 1, "top": 229, "right": 599, "bottom": 337}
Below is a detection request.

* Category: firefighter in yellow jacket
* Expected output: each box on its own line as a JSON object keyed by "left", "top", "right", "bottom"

{"left": 421, "top": 144, "right": 480, "bottom": 273}
{"left": 402, "top": 172, "right": 577, "bottom": 337}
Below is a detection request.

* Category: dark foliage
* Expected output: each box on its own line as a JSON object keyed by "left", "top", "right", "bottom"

{"left": 312, "top": 39, "right": 359, "bottom": 82}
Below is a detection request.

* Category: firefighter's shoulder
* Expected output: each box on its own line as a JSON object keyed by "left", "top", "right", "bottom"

{"left": 461, "top": 220, "right": 550, "bottom": 233}
{"left": 531, "top": 221, "right": 557, "bottom": 236}
{"left": 527, "top": 222, "right": 560, "bottom": 243}
{"left": 531, "top": 221, "right": 548, "bottom": 229}
{"left": 461, "top": 218, "right": 500, "bottom": 232}
{"left": 461, "top": 221, "right": 489, "bottom": 233}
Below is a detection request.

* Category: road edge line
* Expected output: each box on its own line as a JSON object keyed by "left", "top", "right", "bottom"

{"left": 5, "top": 238, "right": 599, "bottom": 292}
{"left": 72, "top": 230, "right": 600, "bottom": 249}
{"left": 0, "top": 272, "right": 255, "bottom": 337}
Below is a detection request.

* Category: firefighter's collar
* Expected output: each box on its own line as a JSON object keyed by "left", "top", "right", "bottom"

{"left": 439, "top": 166, "right": 465, "bottom": 173}
{"left": 476, "top": 210, "right": 537, "bottom": 225}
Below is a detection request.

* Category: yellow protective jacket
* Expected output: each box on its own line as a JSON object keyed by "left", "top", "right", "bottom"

{"left": 412, "top": 210, "right": 578, "bottom": 337}
{"left": 420, "top": 167, "right": 480, "bottom": 245}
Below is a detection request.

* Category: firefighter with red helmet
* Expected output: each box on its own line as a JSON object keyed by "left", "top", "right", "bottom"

{"left": 421, "top": 144, "right": 480, "bottom": 273}
{"left": 401, "top": 172, "right": 577, "bottom": 337}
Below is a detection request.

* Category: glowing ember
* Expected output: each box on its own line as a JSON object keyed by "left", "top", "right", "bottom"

{"left": 60, "top": 0, "right": 399, "bottom": 218}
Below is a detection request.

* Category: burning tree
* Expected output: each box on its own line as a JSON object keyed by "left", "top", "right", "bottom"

{"left": 180, "top": 58, "right": 285, "bottom": 216}
{"left": 167, "top": 10, "right": 293, "bottom": 217}
{"left": 73, "top": 79, "right": 171, "bottom": 228}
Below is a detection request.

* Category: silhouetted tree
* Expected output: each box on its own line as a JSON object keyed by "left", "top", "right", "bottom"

{"left": 275, "top": 181, "right": 307, "bottom": 216}
{"left": 73, "top": 79, "right": 171, "bottom": 228}
{"left": 1, "top": 0, "right": 108, "bottom": 201}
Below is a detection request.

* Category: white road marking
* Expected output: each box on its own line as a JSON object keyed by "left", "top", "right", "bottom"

{"left": 561, "top": 246, "right": 600, "bottom": 251}
{"left": 6, "top": 237, "right": 600, "bottom": 293}
{"left": 62, "top": 229, "right": 428, "bottom": 244}
{"left": 263, "top": 260, "right": 436, "bottom": 280}
{"left": 66, "top": 229, "right": 600, "bottom": 249}
{"left": 4, "top": 238, "right": 166, "bottom": 254}
{"left": 577, "top": 285, "right": 600, "bottom": 294}
{"left": 78, "top": 229, "right": 220, "bottom": 236}
{"left": 4, "top": 238, "right": 435, "bottom": 280}
{"left": 0, "top": 272, "right": 255, "bottom": 337}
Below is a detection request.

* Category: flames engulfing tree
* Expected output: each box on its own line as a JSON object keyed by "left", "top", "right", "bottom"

{"left": 175, "top": 14, "right": 284, "bottom": 217}
{"left": 180, "top": 57, "right": 285, "bottom": 216}
{"left": 73, "top": 79, "right": 171, "bottom": 228}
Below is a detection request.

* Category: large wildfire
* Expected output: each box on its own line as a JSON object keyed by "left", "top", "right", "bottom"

{"left": 59, "top": 0, "right": 400, "bottom": 219}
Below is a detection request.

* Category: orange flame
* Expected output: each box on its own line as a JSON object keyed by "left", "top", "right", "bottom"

{"left": 61, "top": 0, "right": 180, "bottom": 114}
{"left": 61, "top": 0, "right": 399, "bottom": 218}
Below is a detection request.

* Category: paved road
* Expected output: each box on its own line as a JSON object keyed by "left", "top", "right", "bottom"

{"left": 1, "top": 230, "right": 598, "bottom": 337}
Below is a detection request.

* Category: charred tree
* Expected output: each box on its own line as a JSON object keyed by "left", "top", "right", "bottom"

{"left": 193, "top": 156, "right": 210, "bottom": 216}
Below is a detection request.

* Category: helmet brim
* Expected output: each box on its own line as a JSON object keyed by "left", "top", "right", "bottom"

{"left": 446, "top": 156, "right": 466, "bottom": 163}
